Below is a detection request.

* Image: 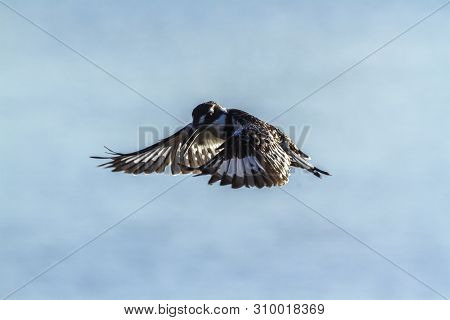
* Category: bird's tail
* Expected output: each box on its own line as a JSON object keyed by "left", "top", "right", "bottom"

{"left": 290, "top": 150, "right": 331, "bottom": 178}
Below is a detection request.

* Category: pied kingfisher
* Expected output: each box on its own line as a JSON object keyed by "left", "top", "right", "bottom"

{"left": 92, "top": 101, "right": 330, "bottom": 188}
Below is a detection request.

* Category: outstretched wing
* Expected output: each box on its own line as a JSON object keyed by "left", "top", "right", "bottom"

{"left": 92, "top": 124, "right": 223, "bottom": 175}
{"left": 194, "top": 125, "right": 291, "bottom": 189}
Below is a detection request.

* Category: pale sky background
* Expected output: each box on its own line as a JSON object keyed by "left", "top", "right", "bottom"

{"left": 1, "top": 0, "right": 450, "bottom": 299}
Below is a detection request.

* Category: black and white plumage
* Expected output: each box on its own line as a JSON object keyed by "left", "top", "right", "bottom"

{"left": 92, "top": 101, "right": 330, "bottom": 188}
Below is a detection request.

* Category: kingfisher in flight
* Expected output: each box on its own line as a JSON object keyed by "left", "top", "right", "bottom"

{"left": 92, "top": 101, "right": 330, "bottom": 188}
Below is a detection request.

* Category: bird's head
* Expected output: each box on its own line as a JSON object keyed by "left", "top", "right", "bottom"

{"left": 192, "top": 101, "right": 228, "bottom": 128}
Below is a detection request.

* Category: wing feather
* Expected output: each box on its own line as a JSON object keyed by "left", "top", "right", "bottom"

{"left": 92, "top": 124, "right": 223, "bottom": 175}
{"left": 196, "top": 125, "right": 291, "bottom": 189}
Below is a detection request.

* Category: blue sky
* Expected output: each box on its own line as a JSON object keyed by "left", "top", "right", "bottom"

{"left": 1, "top": 0, "right": 449, "bottom": 299}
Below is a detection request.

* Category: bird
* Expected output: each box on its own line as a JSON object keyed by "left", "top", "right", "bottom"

{"left": 91, "top": 101, "right": 330, "bottom": 189}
